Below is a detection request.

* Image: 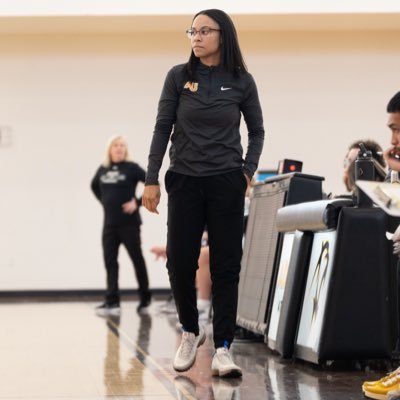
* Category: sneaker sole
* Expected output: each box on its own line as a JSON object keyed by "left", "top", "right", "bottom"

{"left": 173, "top": 329, "right": 206, "bottom": 372}
{"left": 363, "top": 389, "right": 390, "bottom": 400}
{"left": 95, "top": 309, "right": 121, "bottom": 317}
{"left": 362, "top": 384, "right": 378, "bottom": 393}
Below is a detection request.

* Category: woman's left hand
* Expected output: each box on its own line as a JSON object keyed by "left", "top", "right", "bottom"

{"left": 122, "top": 198, "right": 138, "bottom": 214}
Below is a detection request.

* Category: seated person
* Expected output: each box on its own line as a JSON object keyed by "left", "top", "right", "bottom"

{"left": 151, "top": 231, "right": 211, "bottom": 320}
{"left": 361, "top": 92, "right": 400, "bottom": 400}
{"left": 343, "top": 139, "right": 387, "bottom": 193}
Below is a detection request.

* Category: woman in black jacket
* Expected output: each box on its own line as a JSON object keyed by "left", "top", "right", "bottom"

{"left": 142, "top": 9, "right": 265, "bottom": 377}
{"left": 91, "top": 135, "right": 151, "bottom": 316}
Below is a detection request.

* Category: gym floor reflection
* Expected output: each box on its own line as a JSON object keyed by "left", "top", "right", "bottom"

{"left": 0, "top": 300, "right": 389, "bottom": 399}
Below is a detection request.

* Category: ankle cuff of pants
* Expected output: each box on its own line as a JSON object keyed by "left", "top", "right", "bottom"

{"left": 215, "top": 340, "right": 230, "bottom": 349}
{"left": 182, "top": 326, "right": 199, "bottom": 336}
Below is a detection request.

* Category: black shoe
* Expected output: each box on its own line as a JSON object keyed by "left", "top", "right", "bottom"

{"left": 95, "top": 302, "right": 120, "bottom": 316}
{"left": 137, "top": 293, "right": 152, "bottom": 314}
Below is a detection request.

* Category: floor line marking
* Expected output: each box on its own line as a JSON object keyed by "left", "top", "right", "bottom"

{"left": 107, "top": 315, "right": 196, "bottom": 400}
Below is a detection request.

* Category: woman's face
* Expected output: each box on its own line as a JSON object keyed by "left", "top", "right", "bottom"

{"left": 190, "top": 14, "right": 221, "bottom": 66}
{"left": 109, "top": 138, "right": 127, "bottom": 163}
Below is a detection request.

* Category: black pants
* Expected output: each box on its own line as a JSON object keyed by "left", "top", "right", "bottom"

{"left": 165, "top": 169, "right": 246, "bottom": 348}
{"left": 102, "top": 224, "right": 150, "bottom": 304}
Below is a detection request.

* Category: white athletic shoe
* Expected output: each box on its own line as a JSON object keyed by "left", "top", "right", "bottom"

{"left": 173, "top": 327, "right": 206, "bottom": 372}
{"left": 95, "top": 302, "right": 120, "bottom": 316}
{"left": 211, "top": 347, "right": 242, "bottom": 378}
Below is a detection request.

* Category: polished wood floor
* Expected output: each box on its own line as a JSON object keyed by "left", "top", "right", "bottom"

{"left": 0, "top": 300, "right": 395, "bottom": 399}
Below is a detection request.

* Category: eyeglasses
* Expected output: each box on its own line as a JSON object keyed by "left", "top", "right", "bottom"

{"left": 186, "top": 27, "right": 221, "bottom": 39}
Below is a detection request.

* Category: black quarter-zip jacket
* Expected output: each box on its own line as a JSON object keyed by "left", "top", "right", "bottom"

{"left": 91, "top": 161, "right": 145, "bottom": 226}
{"left": 145, "top": 62, "right": 265, "bottom": 185}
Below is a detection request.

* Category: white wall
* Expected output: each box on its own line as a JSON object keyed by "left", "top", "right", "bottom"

{"left": 0, "top": 23, "right": 399, "bottom": 290}
{"left": 0, "top": 32, "right": 188, "bottom": 290}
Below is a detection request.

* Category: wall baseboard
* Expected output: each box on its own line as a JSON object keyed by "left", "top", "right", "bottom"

{"left": 0, "top": 288, "right": 171, "bottom": 302}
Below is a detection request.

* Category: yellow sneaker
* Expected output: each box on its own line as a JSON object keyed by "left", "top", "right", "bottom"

{"left": 363, "top": 368, "right": 400, "bottom": 393}
{"left": 364, "top": 373, "right": 400, "bottom": 400}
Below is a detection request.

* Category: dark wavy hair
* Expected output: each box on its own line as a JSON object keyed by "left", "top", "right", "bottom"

{"left": 185, "top": 9, "right": 247, "bottom": 80}
{"left": 345, "top": 139, "right": 387, "bottom": 191}
{"left": 387, "top": 91, "right": 400, "bottom": 113}
{"left": 347, "top": 139, "right": 386, "bottom": 169}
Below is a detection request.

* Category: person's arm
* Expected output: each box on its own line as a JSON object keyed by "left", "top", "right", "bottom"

{"left": 240, "top": 74, "right": 265, "bottom": 179}
{"left": 123, "top": 163, "right": 146, "bottom": 214}
{"left": 90, "top": 167, "right": 102, "bottom": 202}
{"left": 143, "top": 67, "right": 180, "bottom": 213}
{"left": 391, "top": 224, "right": 400, "bottom": 256}
{"left": 145, "top": 67, "right": 180, "bottom": 186}
{"left": 135, "top": 163, "right": 147, "bottom": 207}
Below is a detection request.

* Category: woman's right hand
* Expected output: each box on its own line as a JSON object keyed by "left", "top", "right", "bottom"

{"left": 150, "top": 245, "right": 167, "bottom": 260}
{"left": 142, "top": 185, "right": 161, "bottom": 214}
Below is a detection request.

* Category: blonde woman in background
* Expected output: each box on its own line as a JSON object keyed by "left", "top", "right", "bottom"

{"left": 91, "top": 136, "right": 151, "bottom": 315}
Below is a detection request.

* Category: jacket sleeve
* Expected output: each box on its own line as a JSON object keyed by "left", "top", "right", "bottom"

{"left": 240, "top": 73, "right": 265, "bottom": 178}
{"left": 145, "top": 66, "right": 181, "bottom": 185}
{"left": 90, "top": 167, "right": 102, "bottom": 202}
{"left": 135, "top": 163, "right": 146, "bottom": 206}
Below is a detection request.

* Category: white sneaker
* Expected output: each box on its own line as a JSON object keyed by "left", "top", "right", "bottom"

{"left": 198, "top": 306, "right": 211, "bottom": 321}
{"left": 157, "top": 296, "right": 177, "bottom": 314}
{"left": 95, "top": 302, "right": 120, "bottom": 317}
{"left": 173, "top": 327, "right": 206, "bottom": 372}
{"left": 211, "top": 347, "right": 242, "bottom": 378}
{"left": 197, "top": 299, "right": 211, "bottom": 321}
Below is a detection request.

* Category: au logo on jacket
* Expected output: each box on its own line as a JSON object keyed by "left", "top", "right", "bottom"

{"left": 184, "top": 81, "right": 199, "bottom": 92}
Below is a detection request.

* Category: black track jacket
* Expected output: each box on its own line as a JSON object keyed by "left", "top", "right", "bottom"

{"left": 145, "top": 62, "right": 265, "bottom": 185}
{"left": 91, "top": 161, "right": 145, "bottom": 226}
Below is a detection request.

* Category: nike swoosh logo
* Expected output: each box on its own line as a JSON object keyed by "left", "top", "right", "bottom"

{"left": 221, "top": 86, "right": 232, "bottom": 91}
